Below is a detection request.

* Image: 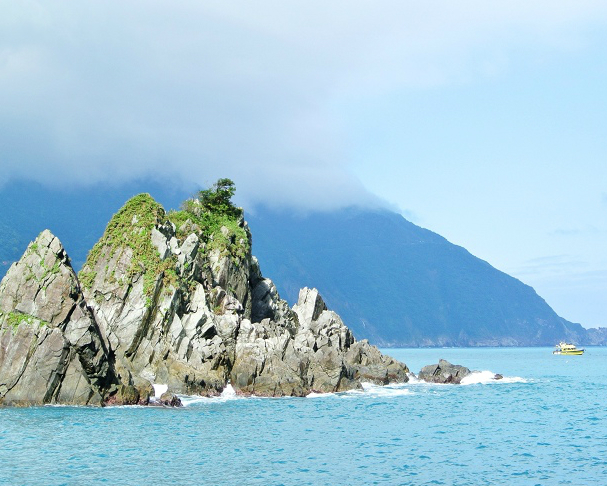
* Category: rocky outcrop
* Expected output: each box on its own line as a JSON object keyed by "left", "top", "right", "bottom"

{"left": 417, "top": 359, "right": 504, "bottom": 384}
{"left": 418, "top": 359, "right": 472, "bottom": 384}
{"left": 78, "top": 194, "right": 235, "bottom": 397}
{"left": 0, "top": 230, "right": 118, "bottom": 406}
{"left": 231, "top": 288, "right": 408, "bottom": 396}
{"left": 0, "top": 193, "right": 409, "bottom": 406}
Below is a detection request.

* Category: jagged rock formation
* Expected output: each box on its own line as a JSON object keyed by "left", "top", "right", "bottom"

{"left": 232, "top": 287, "right": 408, "bottom": 396}
{"left": 0, "top": 193, "right": 409, "bottom": 405}
{"left": 0, "top": 231, "right": 117, "bottom": 406}
{"left": 4, "top": 182, "right": 604, "bottom": 348}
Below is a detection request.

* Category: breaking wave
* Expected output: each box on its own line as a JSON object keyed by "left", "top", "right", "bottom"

{"left": 460, "top": 370, "right": 528, "bottom": 385}
{"left": 306, "top": 382, "right": 414, "bottom": 399}
{"left": 178, "top": 384, "right": 241, "bottom": 407}
{"left": 179, "top": 373, "right": 528, "bottom": 405}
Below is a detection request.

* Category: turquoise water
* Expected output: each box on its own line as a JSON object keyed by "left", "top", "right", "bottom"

{"left": 1, "top": 347, "right": 606, "bottom": 485}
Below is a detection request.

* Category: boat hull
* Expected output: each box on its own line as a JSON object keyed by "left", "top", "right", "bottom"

{"left": 553, "top": 342, "right": 584, "bottom": 355}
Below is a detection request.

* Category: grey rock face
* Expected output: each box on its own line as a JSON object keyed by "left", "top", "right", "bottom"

{"left": 80, "top": 198, "right": 232, "bottom": 397}
{"left": 418, "top": 359, "right": 472, "bottom": 384}
{"left": 0, "top": 230, "right": 77, "bottom": 326}
{"left": 0, "top": 194, "right": 411, "bottom": 405}
{"left": 0, "top": 230, "right": 117, "bottom": 406}
{"left": 249, "top": 257, "right": 291, "bottom": 324}
{"left": 231, "top": 288, "right": 409, "bottom": 396}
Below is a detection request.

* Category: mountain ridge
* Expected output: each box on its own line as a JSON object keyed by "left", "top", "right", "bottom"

{"left": 247, "top": 206, "right": 602, "bottom": 346}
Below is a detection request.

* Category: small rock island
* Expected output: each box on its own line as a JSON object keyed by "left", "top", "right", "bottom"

{"left": 0, "top": 180, "right": 409, "bottom": 406}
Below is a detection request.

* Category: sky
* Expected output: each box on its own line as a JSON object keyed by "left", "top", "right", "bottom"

{"left": 1, "top": 1, "right": 606, "bottom": 327}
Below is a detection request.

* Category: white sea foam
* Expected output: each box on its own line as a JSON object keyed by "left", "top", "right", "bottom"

{"left": 306, "top": 391, "right": 335, "bottom": 398}
{"left": 406, "top": 373, "right": 422, "bottom": 384}
{"left": 177, "top": 395, "right": 210, "bottom": 407}
{"left": 360, "top": 382, "right": 414, "bottom": 397}
{"left": 305, "top": 382, "right": 414, "bottom": 399}
{"left": 460, "top": 370, "right": 528, "bottom": 385}
{"left": 221, "top": 383, "right": 237, "bottom": 398}
{"left": 152, "top": 383, "right": 168, "bottom": 398}
{"left": 395, "top": 371, "right": 529, "bottom": 387}
{"left": 180, "top": 372, "right": 528, "bottom": 405}
{"left": 304, "top": 384, "right": 400, "bottom": 399}
{"left": 178, "top": 383, "right": 241, "bottom": 406}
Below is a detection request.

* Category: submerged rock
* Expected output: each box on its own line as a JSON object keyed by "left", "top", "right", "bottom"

{"left": 0, "top": 192, "right": 410, "bottom": 406}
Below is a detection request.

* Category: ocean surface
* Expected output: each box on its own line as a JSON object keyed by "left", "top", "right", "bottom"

{"left": 1, "top": 347, "right": 606, "bottom": 485}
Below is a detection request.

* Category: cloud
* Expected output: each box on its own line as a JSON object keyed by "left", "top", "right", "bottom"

{"left": 512, "top": 254, "right": 590, "bottom": 278}
{"left": 2, "top": 1, "right": 607, "bottom": 210}
{"left": 517, "top": 254, "right": 578, "bottom": 271}
{"left": 551, "top": 226, "right": 601, "bottom": 236}
{"left": 520, "top": 261, "right": 607, "bottom": 290}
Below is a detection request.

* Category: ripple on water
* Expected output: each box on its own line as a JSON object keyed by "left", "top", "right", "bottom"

{"left": 1, "top": 348, "right": 606, "bottom": 485}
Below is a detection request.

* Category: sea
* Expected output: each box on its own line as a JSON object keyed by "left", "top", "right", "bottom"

{"left": 1, "top": 347, "right": 606, "bottom": 486}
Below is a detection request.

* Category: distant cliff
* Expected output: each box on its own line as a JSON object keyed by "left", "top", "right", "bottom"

{"left": 0, "top": 188, "right": 408, "bottom": 406}
{"left": 248, "top": 207, "right": 603, "bottom": 347}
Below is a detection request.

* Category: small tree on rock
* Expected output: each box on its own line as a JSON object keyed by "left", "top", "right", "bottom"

{"left": 181, "top": 178, "right": 241, "bottom": 219}
{"left": 198, "top": 178, "right": 238, "bottom": 216}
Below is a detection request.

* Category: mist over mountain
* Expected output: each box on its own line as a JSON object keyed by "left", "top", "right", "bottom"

{"left": 1, "top": 181, "right": 604, "bottom": 346}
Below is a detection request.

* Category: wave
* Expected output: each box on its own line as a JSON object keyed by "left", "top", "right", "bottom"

{"left": 306, "top": 382, "right": 414, "bottom": 399}
{"left": 152, "top": 383, "right": 168, "bottom": 398}
{"left": 407, "top": 370, "right": 527, "bottom": 386}
{"left": 178, "top": 384, "right": 242, "bottom": 407}
{"left": 460, "top": 370, "right": 528, "bottom": 385}
{"left": 179, "top": 373, "right": 529, "bottom": 405}
{"left": 360, "top": 382, "right": 414, "bottom": 397}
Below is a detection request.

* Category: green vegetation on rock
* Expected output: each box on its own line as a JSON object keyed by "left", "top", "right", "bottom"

{"left": 22, "top": 236, "right": 62, "bottom": 284}
{"left": 40, "top": 257, "right": 61, "bottom": 282}
{"left": 78, "top": 181, "right": 249, "bottom": 310}
{"left": 168, "top": 178, "right": 250, "bottom": 262}
{"left": 79, "top": 193, "right": 178, "bottom": 297}
{"left": 0, "top": 311, "right": 48, "bottom": 332}
{"left": 198, "top": 178, "right": 241, "bottom": 219}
